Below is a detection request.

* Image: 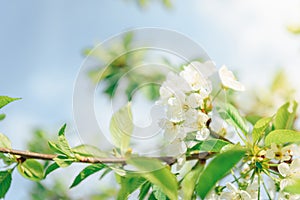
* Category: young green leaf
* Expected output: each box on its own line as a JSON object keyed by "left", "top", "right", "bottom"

{"left": 189, "top": 139, "right": 230, "bottom": 153}
{"left": 0, "top": 114, "right": 5, "bottom": 121}
{"left": 265, "top": 130, "right": 300, "bottom": 146}
{"left": 48, "top": 124, "right": 74, "bottom": 157}
{"left": 252, "top": 117, "right": 272, "bottom": 143}
{"left": 274, "top": 101, "right": 298, "bottom": 130}
{"left": 0, "top": 96, "right": 21, "bottom": 109}
{"left": 17, "top": 159, "right": 44, "bottom": 181}
{"left": 181, "top": 162, "right": 204, "bottom": 200}
{"left": 196, "top": 149, "right": 246, "bottom": 199}
{"left": 218, "top": 103, "right": 249, "bottom": 135}
{"left": 58, "top": 123, "right": 67, "bottom": 136}
{"left": 72, "top": 144, "right": 107, "bottom": 158}
{"left": 127, "top": 157, "right": 178, "bottom": 200}
{"left": 70, "top": 164, "right": 106, "bottom": 188}
{"left": 117, "top": 174, "right": 146, "bottom": 200}
{"left": 44, "top": 162, "right": 60, "bottom": 178}
{"left": 0, "top": 170, "right": 12, "bottom": 199}
{"left": 0, "top": 133, "right": 11, "bottom": 149}
{"left": 110, "top": 103, "right": 133, "bottom": 154}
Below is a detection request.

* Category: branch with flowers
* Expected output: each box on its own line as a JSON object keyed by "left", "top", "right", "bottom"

{"left": 1, "top": 61, "right": 300, "bottom": 200}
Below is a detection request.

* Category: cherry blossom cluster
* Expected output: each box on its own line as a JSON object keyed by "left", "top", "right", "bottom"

{"left": 157, "top": 61, "right": 244, "bottom": 157}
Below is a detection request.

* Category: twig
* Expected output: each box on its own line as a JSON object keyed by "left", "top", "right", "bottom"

{"left": 0, "top": 147, "right": 214, "bottom": 165}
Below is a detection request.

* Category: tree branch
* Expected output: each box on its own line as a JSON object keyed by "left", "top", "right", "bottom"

{"left": 0, "top": 147, "right": 214, "bottom": 165}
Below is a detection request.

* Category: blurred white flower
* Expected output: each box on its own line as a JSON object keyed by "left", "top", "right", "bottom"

{"left": 219, "top": 65, "right": 245, "bottom": 91}
{"left": 278, "top": 158, "right": 300, "bottom": 189}
{"left": 219, "top": 183, "right": 251, "bottom": 200}
{"left": 180, "top": 62, "right": 212, "bottom": 92}
{"left": 196, "top": 127, "right": 210, "bottom": 141}
{"left": 186, "top": 93, "right": 204, "bottom": 109}
{"left": 159, "top": 119, "right": 185, "bottom": 142}
{"left": 166, "top": 139, "right": 187, "bottom": 157}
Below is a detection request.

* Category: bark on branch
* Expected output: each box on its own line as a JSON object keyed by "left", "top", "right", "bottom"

{"left": 0, "top": 147, "right": 215, "bottom": 165}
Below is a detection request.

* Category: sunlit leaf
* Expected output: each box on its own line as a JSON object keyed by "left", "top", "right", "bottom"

{"left": 252, "top": 117, "right": 273, "bottom": 143}
{"left": 0, "top": 96, "right": 21, "bottom": 109}
{"left": 48, "top": 124, "right": 74, "bottom": 157}
{"left": 127, "top": 157, "right": 178, "bottom": 200}
{"left": 182, "top": 162, "right": 204, "bottom": 200}
{"left": 265, "top": 130, "right": 300, "bottom": 146}
{"left": 0, "top": 133, "right": 11, "bottom": 149}
{"left": 17, "top": 159, "right": 44, "bottom": 181}
{"left": 72, "top": 144, "right": 108, "bottom": 158}
{"left": 0, "top": 170, "right": 12, "bottom": 198}
{"left": 110, "top": 103, "right": 133, "bottom": 154}
{"left": 70, "top": 164, "right": 106, "bottom": 188}
{"left": 274, "top": 101, "right": 297, "bottom": 130}
{"left": 284, "top": 179, "right": 300, "bottom": 194}
{"left": 218, "top": 103, "right": 249, "bottom": 135}
{"left": 196, "top": 149, "right": 246, "bottom": 199}
{"left": 189, "top": 139, "right": 230, "bottom": 153}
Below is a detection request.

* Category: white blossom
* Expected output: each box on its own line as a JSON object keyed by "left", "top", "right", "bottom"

{"left": 219, "top": 65, "right": 245, "bottom": 91}
{"left": 219, "top": 183, "right": 251, "bottom": 200}
{"left": 179, "top": 62, "right": 212, "bottom": 92}
{"left": 266, "top": 143, "right": 292, "bottom": 162}
{"left": 278, "top": 158, "right": 300, "bottom": 189}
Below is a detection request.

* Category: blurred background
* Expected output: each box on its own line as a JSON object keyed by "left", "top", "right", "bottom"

{"left": 1, "top": 0, "right": 300, "bottom": 199}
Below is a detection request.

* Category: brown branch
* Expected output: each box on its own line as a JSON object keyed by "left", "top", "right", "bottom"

{"left": 0, "top": 147, "right": 214, "bottom": 165}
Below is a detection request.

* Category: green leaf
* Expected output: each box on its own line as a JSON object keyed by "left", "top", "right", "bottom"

{"left": 0, "top": 133, "right": 11, "bottom": 148}
{"left": 139, "top": 181, "right": 151, "bottom": 200}
{"left": 196, "top": 149, "right": 246, "bottom": 199}
{"left": 274, "top": 101, "right": 298, "bottom": 130}
{"left": 110, "top": 103, "right": 133, "bottom": 154}
{"left": 252, "top": 117, "right": 272, "bottom": 143}
{"left": 123, "top": 32, "right": 134, "bottom": 50}
{"left": 265, "top": 130, "right": 300, "bottom": 146}
{"left": 153, "top": 185, "right": 167, "bottom": 200}
{"left": 17, "top": 159, "right": 44, "bottom": 181}
{"left": 58, "top": 123, "right": 67, "bottom": 136}
{"left": 0, "top": 114, "right": 5, "bottom": 121}
{"left": 218, "top": 103, "right": 249, "bottom": 135}
{"left": 284, "top": 179, "right": 300, "bottom": 194}
{"left": 44, "top": 162, "right": 60, "bottom": 178}
{"left": 0, "top": 96, "right": 21, "bottom": 109}
{"left": 182, "top": 162, "right": 204, "bottom": 200}
{"left": 189, "top": 139, "right": 230, "bottom": 153}
{"left": 117, "top": 174, "right": 146, "bottom": 200}
{"left": 127, "top": 157, "right": 178, "bottom": 200}
{"left": 72, "top": 144, "right": 107, "bottom": 158}
{"left": 70, "top": 164, "right": 106, "bottom": 188}
{"left": 0, "top": 170, "right": 12, "bottom": 198}
{"left": 53, "top": 156, "right": 75, "bottom": 168}
{"left": 48, "top": 124, "right": 74, "bottom": 157}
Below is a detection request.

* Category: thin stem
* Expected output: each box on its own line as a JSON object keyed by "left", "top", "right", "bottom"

{"left": 0, "top": 147, "right": 214, "bottom": 165}
{"left": 262, "top": 176, "right": 272, "bottom": 200}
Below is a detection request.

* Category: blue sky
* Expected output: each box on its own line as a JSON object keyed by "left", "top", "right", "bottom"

{"left": 1, "top": 0, "right": 300, "bottom": 199}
